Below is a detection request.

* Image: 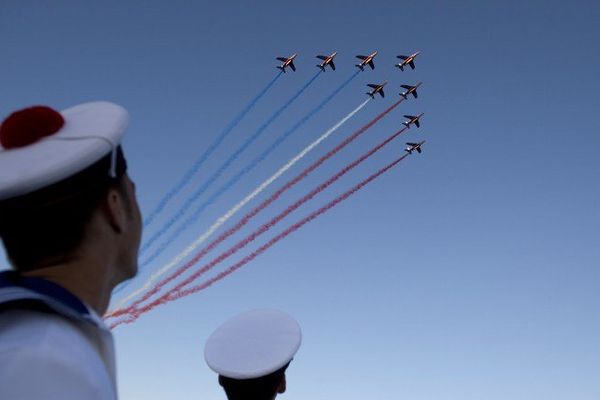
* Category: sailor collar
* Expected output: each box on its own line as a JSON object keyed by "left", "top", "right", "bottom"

{"left": 0, "top": 270, "right": 105, "bottom": 329}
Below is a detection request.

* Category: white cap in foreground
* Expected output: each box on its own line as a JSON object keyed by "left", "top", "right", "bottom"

{"left": 0, "top": 101, "right": 128, "bottom": 201}
{"left": 204, "top": 309, "right": 302, "bottom": 380}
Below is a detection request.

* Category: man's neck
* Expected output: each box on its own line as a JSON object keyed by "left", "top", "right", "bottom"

{"left": 22, "top": 257, "right": 114, "bottom": 315}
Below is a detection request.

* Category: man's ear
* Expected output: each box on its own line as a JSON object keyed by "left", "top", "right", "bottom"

{"left": 103, "top": 186, "right": 127, "bottom": 233}
{"left": 277, "top": 374, "right": 286, "bottom": 394}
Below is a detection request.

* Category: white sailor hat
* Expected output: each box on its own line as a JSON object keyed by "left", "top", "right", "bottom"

{"left": 205, "top": 309, "right": 302, "bottom": 380}
{"left": 0, "top": 101, "right": 129, "bottom": 201}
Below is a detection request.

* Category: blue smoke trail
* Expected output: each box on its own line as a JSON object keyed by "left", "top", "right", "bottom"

{"left": 139, "top": 70, "right": 359, "bottom": 268}
{"left": 140, "top": 70, "right": 322, "bottom": 256}
{"left": 142, "top": 72, "right": 282, "bottom": 228}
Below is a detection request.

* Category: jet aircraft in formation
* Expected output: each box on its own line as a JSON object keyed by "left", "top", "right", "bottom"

{"left": 273, "top": 52, "right": 428, "bottom": 155}
{"left": 316, "top": 52, "right": 337, "bottom": 71}
{"left": 274, "top": 50, "right": 422, "bottom": 74}
{"left": 276, "top": 54, "right": 298, "bottom": 73}
{"left": 396, "top": 51, "right": 420, "bottom": 71}
{"left": 400, "top": 82, "right": 422, "bottom": 99}
{"left": 366, "top": 82, "right": 387, "bottom": 99}
{"left": 355, "top": 51, "right": 378, "bottom": 71}
{"left": 404, "top": 141, "right": 426, "bottom": 154}
{"left": 402, "top": 113, "right": 424, "bottom": 128}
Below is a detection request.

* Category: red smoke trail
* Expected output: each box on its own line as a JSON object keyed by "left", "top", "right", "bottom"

{"left": 106, "top": 98, "right": 404, "bottom": 320}
{"left": 110, "top": 127, "right": 411, "bottom": 325}
{"left": 109, "top": 151, "right": 410, "bottom": 329}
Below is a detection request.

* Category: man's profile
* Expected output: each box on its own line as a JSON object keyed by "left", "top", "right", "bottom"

{"left": 0, "top": 102, "right": 141, "bottom": 399}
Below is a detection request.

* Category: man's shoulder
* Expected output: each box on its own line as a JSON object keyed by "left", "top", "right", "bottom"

{"left": 0, "top": 309, "right": 94, "bottom": 354}
{"left": 0, "top": 310, "right": 115, "bottom": 399}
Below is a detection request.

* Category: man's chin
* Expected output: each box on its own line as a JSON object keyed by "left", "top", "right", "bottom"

{"left": 114, "top": 262, "right": 138, "bottom": 287}
{"left": 125, "top": 261, "right": 138, "bottom": 280}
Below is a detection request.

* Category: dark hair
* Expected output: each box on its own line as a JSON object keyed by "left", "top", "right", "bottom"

{"left": 0, "top": 147, "right": 127, "bottom": 270}
{"left": 218, "top": 364, "right": 289, "bottom": 400}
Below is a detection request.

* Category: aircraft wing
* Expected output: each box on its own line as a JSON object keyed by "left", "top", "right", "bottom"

{"left": 276, "top": 57, "right": 287, "bottom": 62}
{"left": 317, "top": 55, "right": 328, "bottom": 60}
{"left": 414, "top": 120, "right": 420, "bottom": 128}
{"left": 368, "top": 60, "right": 375, "bottom": 69}
{"left": 406, "top": 142, "right": 418, "bottom": 146}
{"left": 409, "top": 61, "right": 415, "bottom": 69}
{"left": 290, "top": 63, "right": 296, "bottom": 72}
{"left": 412, "top": 90, "right": 418, "bottom": 98}
{"left": 380, "top": 89, "right": 385, "bottom": 98}
{"left": 397, "top": 55, "right": 408, "bottom": 60}
{"left": 404, "top": 115, "right": 414, "bottom": 119}
{"left": 367, "top": 84, "right": 378, "bottom": 89}
{"left": 401, "top": 84, "right": 412, "bottom": 90}
{"left": 330, "top": 61, "right": 336, "bottom": 70}
{"left": 356, "top": 55, "right": 368, "bottom": 60}
{"left": 416, "top": 147, "right": 422, "bottom": 153}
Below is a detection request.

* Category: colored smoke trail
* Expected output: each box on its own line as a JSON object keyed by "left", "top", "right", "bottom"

{"left": 109, "top": 112, "right": 408, "bottom": 319}
{"left": 110, "top": 151, "right": 411, "bottom": 329}
{"left": 110, "top": 96, "right": 403, "bottom": 314}
{"left": 143, "top": 124, "right": 410, "bottom": 308}
{"left": 143, "top": 72, "right": 282, "bottom": 229}
{"left": 139, "top": 71, "right": 321, "bottom": 256}
{"left": 139, "top": 71, "right": 360, "bottom": 268}
{"left": 110, "top": 96, "right": 372, "bottom": 313}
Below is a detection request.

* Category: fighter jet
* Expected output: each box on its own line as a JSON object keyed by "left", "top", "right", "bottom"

{"left": 400, "top": 82, "right": 422, "bottom": 99}
{"left": 402, "top": 113, "right": 424, "bottom": 128}
{"left": 396, "top": 51, "right": 421, "bottom": 71}
{"left": 316, "top": 52, "right": 337, "bottom": 71}
{"left": 366, "top": 82, "right": 387, "bottom": 98}
{"left": 276, "top": 54, "right": 298, "bottom": 73}
{"left": 355, "top": 51, "right": 378, "bottom": 71}
{"left": 405, "top": 141, "right": 426, "bottom": 154}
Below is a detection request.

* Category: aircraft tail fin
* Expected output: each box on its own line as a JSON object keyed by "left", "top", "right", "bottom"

{"left": 402, "top": 122, "right": 409, "bottom": 128}
{"left": 276, "top": 66, "right": 286, "bottom": 73}
{"left": 355, "top": 64, "right": 364, "bottom": 71}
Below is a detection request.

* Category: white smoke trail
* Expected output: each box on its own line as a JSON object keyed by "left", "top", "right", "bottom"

{"left": 110, "top": 98, "right": 370, "bottom": 312}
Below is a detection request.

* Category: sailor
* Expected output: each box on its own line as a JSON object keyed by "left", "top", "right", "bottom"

{"left": 204, "top": 309, "right": 302, "bottom": 400}
{"left": 0, "top": 102, "right": 142, "bottom": 399}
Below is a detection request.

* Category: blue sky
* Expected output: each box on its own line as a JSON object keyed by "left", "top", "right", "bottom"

{"left": 1, "top": 1, "right": 599, "bottom": 399}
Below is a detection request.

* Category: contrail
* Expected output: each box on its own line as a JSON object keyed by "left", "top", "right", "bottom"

{"left": 108, "top": 108, "right": 407, "bottom": 318}
{"left": 139, "top": 71, "right": 360, "bottom": 268}
{"left": 110, "top": 96, "right": 372, "bottom": 313}
{"left": 143, "top": 72, "right": 282, "bottom": 228}
{"left": 139, "top": 71, "right": 322, "bottom": 255}
{"left": 109, "top": 151, "right": 411, "bottom": 329}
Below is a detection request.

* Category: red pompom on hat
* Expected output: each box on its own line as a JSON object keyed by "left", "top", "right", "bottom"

{"left": 0, "top": 106, "right": 65, "bottom": 149}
